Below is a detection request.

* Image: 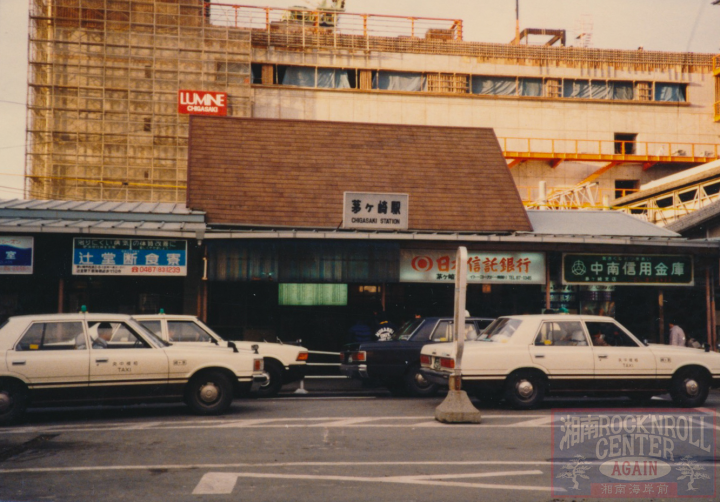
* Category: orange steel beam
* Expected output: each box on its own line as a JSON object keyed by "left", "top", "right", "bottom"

{"left": 550, "top": 159, "right": 563, "bottom": 169}
{"left": 507, "top": 159, "right": 523, "bottom": 169}
{"left": 578, "top": 161, "right": 620, "bottom": 185}
{"left": 642, "top": 162, "right": 657, "bottom": 171}
{"left": 503, "top": 152, "right": 717, "bottom": 164}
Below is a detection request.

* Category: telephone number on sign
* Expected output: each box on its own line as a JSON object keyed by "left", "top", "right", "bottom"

{"left": 131, "top": 266, "right": 182, "bottom": 273}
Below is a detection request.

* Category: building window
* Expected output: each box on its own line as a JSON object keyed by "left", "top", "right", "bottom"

{"left": 615, "top": 180, "right": 639, "bottom": 199}
{"left": 519, "top": 78, "right": 543, "bottom": 97}
{"left": 471, "top": 76, "right": 517, "bottom": 96}
{"left": 614, "top": 133, "right": 636, "bottom": 154}
{"left": 655, "top": 83, "right": 687, "bottom": 102}
{"left": 373, "top": 71, "right": 426, "bottom": 92}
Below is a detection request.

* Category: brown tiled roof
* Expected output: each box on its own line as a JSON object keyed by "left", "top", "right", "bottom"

{"left": 187, "top": 117, "right": 531, "bottom": 233}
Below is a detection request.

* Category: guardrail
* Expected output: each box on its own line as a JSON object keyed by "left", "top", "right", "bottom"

{"left": 500, "top": 137, "right": 719, "bottom": 162}
{"left": 207, "top": 3, "right": 463, "bottom": 42}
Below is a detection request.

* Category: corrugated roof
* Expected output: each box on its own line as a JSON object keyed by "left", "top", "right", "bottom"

{"left": 0, "top": 199, "right": 206, "bottom": 236}
{"left": 526, "top": 210, "right": 680, "bottom": 238}
{"left": 665, "top": 199, "right": 720, "bottom": 233}
{"left": 616, "top": 160, "right": 720, "bottom": 206}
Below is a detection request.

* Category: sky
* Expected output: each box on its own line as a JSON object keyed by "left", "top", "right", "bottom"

{"left": 0, "top": 0, "right": 718, "bottom": 199}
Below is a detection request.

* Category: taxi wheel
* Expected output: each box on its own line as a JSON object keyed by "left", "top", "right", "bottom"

{"left": 0, "top": 380, "right": 29, "bottom": 425}
{"left": 255, "top": 360, "right": 283, "bottom": 398}
{"left": 185, "top": 371, "right": 233, "bottom": 415}
{"left": 504, "top": 371, "right": 545, "bottom": 409}
{"left": 670, "top": 368, "right": 709, "bottom": 408}
{"left": 404, "top": 365, "right": 439, "bottom": 397}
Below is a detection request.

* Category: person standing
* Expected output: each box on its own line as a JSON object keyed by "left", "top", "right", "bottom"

{"left": 669, "top": 321, "right": 686, "bottom": 347}
{"left": 348, "top": 319, "right": 373, "bottom": 344}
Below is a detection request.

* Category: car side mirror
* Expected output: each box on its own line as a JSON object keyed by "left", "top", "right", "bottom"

{"left": 251, "top": 344, "right": 259, "bottom": 354}
{"left": 227, "top": 341, "right": 239, "bottom": 353}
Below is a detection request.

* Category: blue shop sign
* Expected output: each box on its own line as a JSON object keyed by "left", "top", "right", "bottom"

{"left": 72, "top": 238, "right": 187, "bottom": 276}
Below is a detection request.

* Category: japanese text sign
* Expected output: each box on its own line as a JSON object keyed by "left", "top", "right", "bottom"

{"left": 0, "top": 236, "right": 33, "bottom": 275}
{"left": 400, "top": 249, "right": 545, "bottom": 284}
{"left": 73, "top": 238, "right": 187, "bottom": 276}
{"left": 342, "top": 192, "right": 408, "bottom": 231}
{"left": 178, "top": 90, "right": 227, "bottom": 116}
{"left": 551, "top": 409, "right": 715, "bottom": 498}
{"left": 563, "top": 254, "right": 693, "bottom": 286}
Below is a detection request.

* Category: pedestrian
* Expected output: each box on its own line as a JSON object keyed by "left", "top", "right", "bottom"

{"left": 669, "top": 320, "right": 686, "bottom": 347}
{"left": 374, "top": 313, "right": 397, "bottom": 341}
{"left": 348, "top": 319, "right": 373, "bottom": 344}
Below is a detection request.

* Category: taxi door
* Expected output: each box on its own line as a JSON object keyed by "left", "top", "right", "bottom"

{"left": 585, "top": 320, "right": 657, "bottom": 391}
{"left": 6, "top": 321, "right": 90, "bottom": 403}
{"left": 87, "top": 320, "right": 170, "bottom": 401}
{"left": 528, "top": 320, "right": 595, "bottom": 392}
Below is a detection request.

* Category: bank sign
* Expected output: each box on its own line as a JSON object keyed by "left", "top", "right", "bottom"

{"left": 400, "top": 250, "right": 545, "bottom": 284}
{"left": 0, "top": 236, "right": 33, "bottom": 274}
{"left": 552, "top": 410, "right": 715, "bottom": 498}
{"left": 177, "top": 90, "right": 227, "bottom": 116}
{"left": 342, "top": 192, "right": 408, "bottom": 231}
{"left": 73, "top": 238, "right": 187, "bottom": 276}
{"left": 563, "top": 254, "right": 693, "bottom": 286}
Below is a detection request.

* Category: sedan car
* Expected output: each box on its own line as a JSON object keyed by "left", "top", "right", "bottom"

{"left": 134, "top": 314, "right": 308, "bottom": 397}
{"left": 340, "top": 316, "right": 493, "bottom": 396}
{"left": 420, "top": 314, "right": 720, "bottom": 408}
{"left": 0, "top": 313, "right": 267, "bottom": 424}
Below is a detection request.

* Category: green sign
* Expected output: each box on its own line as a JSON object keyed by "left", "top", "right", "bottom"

{"left": 279, "top": 284, "right": 348, "bottom": 306}
{"left": 563, "top": 254, "right": 693, "bottom": 286}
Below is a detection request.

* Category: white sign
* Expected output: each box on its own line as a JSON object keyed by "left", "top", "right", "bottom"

{"left": 0, "top": 236, "right": 33, "bottom": 274}
{"left": 400, "top": 249, "right": 546, "bottom": 284}
{"left": 342, "top": 192, "right": 408, "bottom": 230}
{"left": 72, "top": 238, "right": 187, "bottom": 276}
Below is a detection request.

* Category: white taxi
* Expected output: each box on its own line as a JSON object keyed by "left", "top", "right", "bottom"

{"left": 420, "top": 314, "right": 720, "bottom": 409}
{"left": 133, "top": 314, "right": 308, "bottom": 397}
{"left": 0, "top": 313, "right": 266, "bottom": 424}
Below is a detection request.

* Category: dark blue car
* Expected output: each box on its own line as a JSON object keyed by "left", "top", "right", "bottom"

{"left": 340, "top": 316, "right": 494, "bottom": 396}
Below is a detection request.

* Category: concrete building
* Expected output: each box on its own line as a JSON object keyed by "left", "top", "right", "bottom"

{"left": 26, "top": 1, "right": 720, "bottom": 206}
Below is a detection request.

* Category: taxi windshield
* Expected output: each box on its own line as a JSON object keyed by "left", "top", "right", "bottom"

{"left": 394, "top": 319, "right": 423, "bottom": 341}
{"left": 477, "top": 318, "right": 522, "bottom": 342}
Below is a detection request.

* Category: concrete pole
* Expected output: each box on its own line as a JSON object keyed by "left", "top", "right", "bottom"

{"left": 538, "top": 181, "right": 547, "bottom": 210}
{"left": 435, "top": 246, "right": 481, "bottom": 423}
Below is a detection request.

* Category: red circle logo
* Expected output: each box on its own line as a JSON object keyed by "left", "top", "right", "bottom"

{"left": 411, "top": 256, "right": 433, "bottom": 272}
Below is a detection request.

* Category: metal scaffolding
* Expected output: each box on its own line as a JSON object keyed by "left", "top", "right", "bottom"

{"left": 27, "top": 0, "right": 252, "bottom": 202}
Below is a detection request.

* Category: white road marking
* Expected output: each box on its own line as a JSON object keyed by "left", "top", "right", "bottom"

{"left": 0, "top": 415, "right": 550, "bottom": 435}
{"left": 0, "top": 460, "right": 555, "bottom": 475}
{"left": 509, "top": 416, "right": 555, "bottom": 427}
{"left": 193, "top": 470, "right": 552, "bottom": 495}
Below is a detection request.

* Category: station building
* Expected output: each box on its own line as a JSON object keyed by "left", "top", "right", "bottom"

{"left": 4, "top": 117, "right": 718, "bottom": 352}
{"left": 25, "top": 0, "right": 720, "bottom": 207}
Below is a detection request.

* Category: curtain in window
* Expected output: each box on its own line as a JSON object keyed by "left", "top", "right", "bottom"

{"left": 282, "top": 66, "right": 316, "bottom": 87}
{"left": 655, "top": 83, "right": 686, "bottom": 102}
{"left": 373, "top": 71, "right": 426, "bottom": 92}
{"left": 590, "top": 82, "right": 610, "bottom": 99}
{"left": 519, "top": 78, "right": 543, "bottom": 97}
{"left": 611, "top": 82, "right": 634, "bottom": 100}
{"left": 563, "top": 80, "right": 590, "bottom": 98}
{"left": 471, "top": 76, "right": 517, "bottom": 96}
{"left": 317, "top": 68, "right": 351, "bottom": 89}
